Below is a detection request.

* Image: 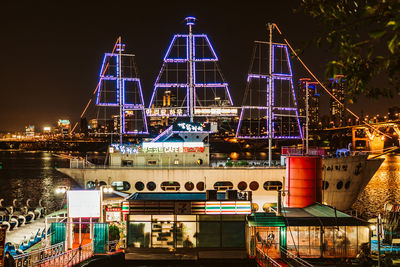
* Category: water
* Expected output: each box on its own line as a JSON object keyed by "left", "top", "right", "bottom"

{"left": 353, "top": 153, "right": 400, "bottom": 218}
{"left": 0, "top": 151, "right": 399, "bottom": 219}
{"left": 0, "top": 151, "right": 80, "bottom": 212}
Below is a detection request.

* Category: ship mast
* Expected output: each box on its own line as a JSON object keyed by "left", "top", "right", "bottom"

{"left": 186, "top": 17, "right": 196, "bottom": 122}
{"left": 268, "top": 23, "right": 273, "bottom": 167}
{"left": 118, "top": 37, "right": 123, "bottom": 145}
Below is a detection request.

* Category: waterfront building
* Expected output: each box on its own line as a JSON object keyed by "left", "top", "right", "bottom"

{"left": 328, "top": 75, "right": 346, "bottom": 127}
{"left": 297, "top": 78, "right": 320, "bottom": 130}
{"left": 57, "top": 119, "right": 71, "bottom": 135}
{"left": 25, "top": 125, "right": 35, "bottom": 137}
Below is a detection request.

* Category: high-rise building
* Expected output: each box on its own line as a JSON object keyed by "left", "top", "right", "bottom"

{"left": 328, "top": 75, "right": 345, "bottom": 126}
{"left": 298, "top": 79, "right": 320, "bottom": 130}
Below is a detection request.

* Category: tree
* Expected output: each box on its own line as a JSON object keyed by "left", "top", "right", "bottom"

{"left": 298, "top": 0, "right": 400, "bottom": 101}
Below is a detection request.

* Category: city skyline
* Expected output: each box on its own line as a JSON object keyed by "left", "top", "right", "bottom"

{"left": 2, "top": 0, "right": 400, "bottom": 132}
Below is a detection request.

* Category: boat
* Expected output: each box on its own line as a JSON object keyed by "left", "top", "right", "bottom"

{"left": 58, "top": 18, "right": 384, "bottom": 212}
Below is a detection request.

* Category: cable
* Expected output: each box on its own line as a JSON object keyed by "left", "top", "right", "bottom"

{"left": 71, "top": 37, "right": 122, "bottom": 133}
{"left": 272, "top": 24, "right": 391, "bottom": 139}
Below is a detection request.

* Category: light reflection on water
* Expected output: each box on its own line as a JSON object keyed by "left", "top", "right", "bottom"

{"left": 0, "top": 151, "right": 79, "bottom": 212}
{"left": 353, "top": 153, "right": 400, "bottom": 219}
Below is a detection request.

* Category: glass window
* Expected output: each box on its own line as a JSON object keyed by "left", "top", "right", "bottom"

{"left": 86, "top": 181, "right": 95, "bottom": 189}
{"left": 222, "top": 221, "right": 245, "bottom": 247}
{"left": 176, "top": 221, "right": 197, "bottom": 248}
{"left": 238, "top": 181, "right": 247, "bottom": 191}
{"left": 287, "top": 226, "right": 299, "bottom": 255}
{"left": 129, "top": 215, "right": 151, "bottom": 221}
{"left": 336, "top": 181, "right": 343, "bottom": 190}
{"left": 152, "top": 215, "right": 174, "bottom": 222}
{"left": 309, "top": 226, "right": 321, "bottom": 258}
{"left": 334, "top": 226, "right": 346, "bottom": 257}
{"left": 112, "top": 181, "right": 131, "bottom": 191}
{"left": 256, "top": 227, "right": 281, "bottom": 258}
{"left": 161, "top": 181, "right": 180, "bottom": 191}
{"left": 128, "top": 222, "right": 151, "bottom": 248}
{"left": 151, "top": 221, "right": 175, "bottom": 248}
{"left": 263, "top": 181, "right": 283, "bottom": 191}
{"left": 177, "top": 215, "right": 197, "bottom": 221}
{"left": 346, "top": 226, "right": 358, "bottom": 257}
{"left": 197, "top": 221, "right": 220, "bottom": 247}
{"left": 199, "top": 215, "right": 221, "bottom": 221}
{"left": 358, "top": 226, "right": 370, "bottom": 250}
{"left": 298, "top": 226, "right": 310, "bottom": 257}
{"left": 213, "top": 181, "right": 233, "bottom": 191}
{"left": 249, "top": 181, "right": 259, "bottom": 191}
{"left": 322, "top": 227, "right": 335, "bottom": 258}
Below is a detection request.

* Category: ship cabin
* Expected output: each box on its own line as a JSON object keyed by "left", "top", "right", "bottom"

{"left": 248, "top": 203, "right": 370, "bottom": 263}
{"left": 123, "top": 190, "right": 252, "bottom": 260}
{"left": 109, "top": 122, "right": 214, "bottom": 168}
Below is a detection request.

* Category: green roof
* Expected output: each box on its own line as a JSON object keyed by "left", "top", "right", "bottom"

{"left": 248, "top": 203, "right": 369, "bottom": 227}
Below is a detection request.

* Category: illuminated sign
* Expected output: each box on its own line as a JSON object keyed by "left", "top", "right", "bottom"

{"left": 142, "top": 142, "right": 204, "bottom": 153}
{"left": 172, "top": 122, "right": 211, "bottom": 132}
{"left": 195, "top": 108, "right": 237, "bottom": 116}
{"left": 192, "top": 201, "right": 251, "bottom": 214}
{"left": 111, "top": 144, "right": 139, "bottom": 154}
{"left": 105, "top": 207, "right": 122, "bottom": 222}
{"left": 146, "top": 108, "right": 187, "bottom": 117}
{"left": 67, "top": 190, "right": 101, "bottom": 218}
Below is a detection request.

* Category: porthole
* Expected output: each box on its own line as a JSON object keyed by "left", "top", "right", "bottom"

{"left": 263, "top": 203, "right": 276, "bottom": 212}
{"left": 249, "top": 181, "right": 259, "bottom": 191}
{"left": 238, "top": 181, "right": 247, "bottom": 191}
{"left": 111, "top": 181, "right": 131, "bottom": 191}
{"left": 161, "top": 181, "right": 180, "bottom": 191}
{"left": 214, "top": 181, "right": 234, "bottom": 191}
{"left": 336, "top": 181, "right": 343, "bottom": 190}
{"left": 196, "top": 182, "right": 205, "bottom": 191}
{"left": 263, "top": 181, "right": 283, "bottom": 191}
{"left": 197, "top": 159, "right": 203, "bottom": 165}
{"left": 146, "top": 182, "right": 156, "bottom": 191}
{"left": 185, "top": 182, "right": 194, "bottom": 191}
{"left": 322, "top": 181, "right": 329, "bottom": 190}
{"left": 135, "top": 181, "right": 144, "bottom": 191}
{"left": 99, "top": 181, "right": 107, "bottom": 186}
{"left": 344, "top": 181, "right": 351, "bottom": 190}
{"left": 86, "top": 181, "right": 95, "bottom": 189}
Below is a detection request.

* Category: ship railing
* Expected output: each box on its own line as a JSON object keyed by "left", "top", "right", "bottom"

{"left": 70, "top": 158, "right": 95, "bottom": 169}
{"left": 279, "top": 246, "right": 314, "bottom": 267}
{"left": 255, "top": 246, "right": 282, "bottom": 267}
{"left": 13, "top": 242, "right": 94, "bottom": 267}
{"left": 281, "top": 146, "right": 326, "bottom": 157}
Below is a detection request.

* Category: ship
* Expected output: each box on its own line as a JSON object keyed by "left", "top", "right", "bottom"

{"left": 58, "top": 18, "right": 384, "bottom": 212}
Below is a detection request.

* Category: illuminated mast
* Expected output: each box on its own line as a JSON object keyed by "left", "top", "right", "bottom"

{"left": 118, "top": 37, "right": 123, "bottom": 144}
{"left": 236, "top": 23, "right": 302, "bottom": 149}
{"left": 186, "top": 17, "right": 195, "bottom": 122}
{"left": 147, "top": 17, "right": 235, "bottom": 123}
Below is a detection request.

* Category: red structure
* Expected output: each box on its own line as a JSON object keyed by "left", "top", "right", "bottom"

{"left": 285, "top": 156, "right": 322, "bottom": 208}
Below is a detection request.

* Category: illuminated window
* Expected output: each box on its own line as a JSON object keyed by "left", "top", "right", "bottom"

{"left": 86, "top": 181, "right": 96, "bottom": 189}
{"left": 112, "top": 181, "right": 131, "bottom": 191}
{"left": 174, "top": 159, "right": 179, "bottom": 165}
{"left": 197, "top": 159, "right": 203, "bottom": 165}
{"left": 237, "top": 181, "right": 247, "bottom": 191}
{"left": 147, "top": 160, "right": 157, "bottom": 165}
{"left": 249, "top": 181, "right": 259, "bottom": 191}
{"left": 161, "top": 181, "right": 181, "bottom": 191}
{"left": 185, "top": 182, "right": 194, "bottom": 191}
{"left": 263, "top": 181, "right": 282, "bottom": 191}
{"left": 213, "top": 181, "right": 233, "bottom": 191}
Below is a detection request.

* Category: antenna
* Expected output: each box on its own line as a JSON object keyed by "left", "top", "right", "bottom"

{"left": 186, "top": 17, "right": 196, "bottom": 122}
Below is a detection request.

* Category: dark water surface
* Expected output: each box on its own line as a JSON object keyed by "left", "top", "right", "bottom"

{"left": 0, "top": 151, "right": 398, "bottom": 218}
{"left": 0, "top": 151, "right": 80, "bottom": 212}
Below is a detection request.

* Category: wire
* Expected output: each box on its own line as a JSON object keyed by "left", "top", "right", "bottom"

{"left": 71, "top": 37, "right": 122, "bottom": 133}
{"left": 272, "top": 24, "right": 391, "bottom": 139}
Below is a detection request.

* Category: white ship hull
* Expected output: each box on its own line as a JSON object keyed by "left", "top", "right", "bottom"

{"left": 57, "top": 155, "right": 383, "bottom": 212}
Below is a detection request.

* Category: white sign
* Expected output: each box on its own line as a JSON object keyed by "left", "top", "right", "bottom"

{"left": 142, "top": 142, "right": 204, "bottom": 153}
{"left": 67, "top": 190, "right": 101, "bottom": 218}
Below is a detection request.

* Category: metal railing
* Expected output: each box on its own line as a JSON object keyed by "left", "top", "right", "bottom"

{"left": 13, "top": 242, "right": 93, "bottom": 267}
{"left": 255, "top": 247, "right": 282, "bottom": 267}
{"left": 280, "top": 246, "right": 314, "bottom": 267}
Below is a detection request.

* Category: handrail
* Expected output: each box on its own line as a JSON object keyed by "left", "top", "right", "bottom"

{"left": 255, "top": 247, "right": 282, "bottom": 267}
{"left": 280, "top": 246, "right": 314, "bottom": 267}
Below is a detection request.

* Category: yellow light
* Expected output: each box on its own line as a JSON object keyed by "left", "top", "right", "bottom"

{"left": 370, "top": 225, "right": 376, "bottom": 231}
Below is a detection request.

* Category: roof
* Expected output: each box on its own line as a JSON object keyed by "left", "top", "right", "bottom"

{"left": 248, "top": 203, "right": 369, "bottom": 227}
{"left": 126, "top": 192, "right": 228, "bottom": 201}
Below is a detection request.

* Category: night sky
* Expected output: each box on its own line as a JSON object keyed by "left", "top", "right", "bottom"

{"left": 1, "top": 0, "right": 399, "bottom": 132}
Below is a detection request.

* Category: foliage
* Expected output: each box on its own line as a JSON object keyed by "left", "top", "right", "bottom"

{"left": 109, "top": 224, "right": 120, "bottom": 241}
{"left": 225, "top": 161, "right": 233, "bottom": 167}
{"left": 297, "top": 0, "right": 400, "bottom": 101}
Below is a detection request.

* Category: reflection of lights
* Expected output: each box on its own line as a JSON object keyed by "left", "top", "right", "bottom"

{"left": 102, "top": 187, "right": 113, "bottom": 194}
{"left": 370, "top": 225, "right": 376, "bottom": 231}
{"left": 55, "top": 186, "right": 68, "bottom": 194}
{"left": 381, "top": 136, "right": 385, "bottom": 141}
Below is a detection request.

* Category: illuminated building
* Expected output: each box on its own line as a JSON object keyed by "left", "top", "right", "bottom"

{"left": 328, "top": 75, "right": 346, "bottom": 126}
{"left": 58, "top": 119, "right": 71, "bottom": 135}
{"left": 147, "top": 17, "right": 236, "bottom": 124}
{"left": 298, "top": 78, "right": 320, "bottom": 129}
{"left": 25, "top": 125, "right": 35, "bottom": 137}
